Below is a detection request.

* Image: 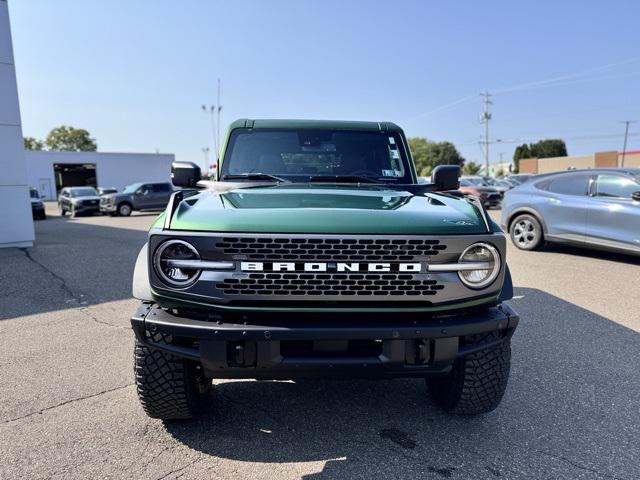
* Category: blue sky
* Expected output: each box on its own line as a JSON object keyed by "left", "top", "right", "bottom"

{"left": 9, "top": 0, "right": 640, "bottom": 170}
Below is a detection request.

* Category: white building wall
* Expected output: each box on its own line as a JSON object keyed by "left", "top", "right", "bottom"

{"left": 0, "top": 0, "right": 34, "bottom": 248}
{"left": 26, "top": 151, "right": 175, "bottom": 200}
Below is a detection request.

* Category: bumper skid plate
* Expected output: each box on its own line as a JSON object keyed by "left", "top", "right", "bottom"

{"left": 131, "top": 303, "right": 519, "bottom": 379}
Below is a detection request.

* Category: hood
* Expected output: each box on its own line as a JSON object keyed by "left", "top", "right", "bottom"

{"left": 103, "top": 192, "right": 129, "bottom": 201}
{"left": 167, "top": 184, "right": 487, "bottom": 234}
{"left": 73, "top": 195, "right": 101, "bottom": 202}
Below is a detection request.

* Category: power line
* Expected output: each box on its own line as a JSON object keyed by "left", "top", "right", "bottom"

{"left": 404, "top": 56, "right": 640, "bottom": 123}
{"left": 493, "top": 55, "right": 640, "bottom": 94}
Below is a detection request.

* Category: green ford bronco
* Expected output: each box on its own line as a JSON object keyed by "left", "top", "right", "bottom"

{"left": 131, "top": 119, "right": 518, "bottom": 420}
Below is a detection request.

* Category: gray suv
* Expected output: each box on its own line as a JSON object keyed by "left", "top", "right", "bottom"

{"left": 501, "top": 168, "right": 640, "bottom": 255}
{"left": 100, "top": 182, "right": 174, "bottom": 216}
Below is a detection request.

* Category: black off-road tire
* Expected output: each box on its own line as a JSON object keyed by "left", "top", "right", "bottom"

{"left": 134, "top": 339, "right": 212, "bottom": 420}
{"left": 426, "top": 331, "right": 511, "bottom": 415}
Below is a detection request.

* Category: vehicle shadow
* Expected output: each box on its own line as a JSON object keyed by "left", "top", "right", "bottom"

{"left": 540, "top": 242, "right": 640, "bottom": 266}
{"left": 163, "top": 287, "right": 640, "bottom": 479}
{"left": 0, "top": 214, "right": 151, "bottom": 321}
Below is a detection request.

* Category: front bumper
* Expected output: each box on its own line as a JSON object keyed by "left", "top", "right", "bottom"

{"left": 31, "top": 205, "right": 45, "bottom": 219}
{"left": 99, "top": 203, "right": 117, "bottom": 213}
{"left": 131, "top": 302, "right": 519, "bottom": 379}
{"left": 75, "top": 203, "right": 100, "bottom": 213}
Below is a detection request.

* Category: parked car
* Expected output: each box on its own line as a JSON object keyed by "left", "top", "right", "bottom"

{"left": 58, "top": 187, "right": 101, "bottom": 217}
{"left": 100, "top": 182, "right": 174, "bottom": 216}
{"left": 501, "top": 168, "right": 640, "bottom": 255}
{"left": 97, "top": 187, "right": 118, "bottom": 196}
{"left": 458, "top": 178, "right": 502, "bottom": 208}
{"left": 482, "top": 177, "right": 512, "bottom": 194}
{"left": 29, "top": 187, "right": 46, "bottom": 220}
{"left": 505, "top": 173, "right": 535, "bottom": 185}
{"left": 462, "top": 175, "right": 511, "bottom": 196}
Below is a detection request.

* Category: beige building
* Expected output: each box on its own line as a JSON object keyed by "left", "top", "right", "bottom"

{"left": 519, "top": 150, "right": 640, "bottom": 174}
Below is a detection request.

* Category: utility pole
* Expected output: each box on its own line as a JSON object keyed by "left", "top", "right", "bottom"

{"left": 620, "top": 120, "right": 636, "bottom": 167}
{"left": 216, "top": 78, "right": 222, "bottom": 163}
{"left": 202, "top": 104, "right": 217, "bottom": 162}
{"left": 479, "top": 92, "right": 492, "bottom": 176}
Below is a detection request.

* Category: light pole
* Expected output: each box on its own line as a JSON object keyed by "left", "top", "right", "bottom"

{"left": 479, "top": 92, "right": 492, "bottom": 175}
{"left": 620, "top": 120, "right": 636, "bottom": 167}
{"left": 216, "top": 78, "right": 222, "bottom": 162}
{"left": 201, "top": 147, "right": 210, "bottom": 174}
{"left": 202, "top": 105, "right": 217, "bottom": 162}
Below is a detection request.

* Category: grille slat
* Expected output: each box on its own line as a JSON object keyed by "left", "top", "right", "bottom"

{"left": 218, "top": 237, "right": 446, "bottom": 262}
{"left": 217, "top": 273, "right": 442, "bottom": 297}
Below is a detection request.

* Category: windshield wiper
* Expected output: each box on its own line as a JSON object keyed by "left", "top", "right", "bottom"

{"left": 222, "top": 173, "right": 290, "bottom": 183}
{"left": 308, "top": 175, "right": 379, "bottom": 184}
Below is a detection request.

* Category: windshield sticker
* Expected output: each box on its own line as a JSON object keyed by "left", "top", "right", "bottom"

{"left": 388, "top": 137, "right": 396, "bottom": 144}
{"left": 382, "top": 169, "right": 403, "bottom": 177}
{"left": 390, "top": 149, "right": 400, "bottom": 159}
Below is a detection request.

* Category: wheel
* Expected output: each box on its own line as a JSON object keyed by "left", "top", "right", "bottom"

{"left": 118, "top": 203, "right": 132, "bottom": 216}
{"left": 134, "top": 339, "right": 211, "bottom": 420}
{"left": 509, "top": 214, "right": 543, "bottom": 250}
{"left": 426, "top": 331, "right": 511, "bottom": 415}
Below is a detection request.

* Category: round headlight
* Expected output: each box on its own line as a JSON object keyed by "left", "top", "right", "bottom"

{"left": 457, "top": 242, "right": 500, "bottom": 289}
{"left": 153, "top": 240, "right": 201, "bottom": 287}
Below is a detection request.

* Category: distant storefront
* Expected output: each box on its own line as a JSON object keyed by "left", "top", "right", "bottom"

{"left": 25, "top": 151, "right": 175, "bottom": 200}
{"left": 519, "top": 150, "right": 640, "bottom": 174}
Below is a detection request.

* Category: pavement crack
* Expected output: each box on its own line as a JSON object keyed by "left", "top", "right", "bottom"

{"left": 153, "top": 456, "right": 204, "bottom": 480}
{"left": 0, "top": 383, "right": 133, "bottom": 425}
{"left": 78, "top": 306, "right": 129, "bottom": 330}
{"left": 20, "top": 248, "right": 128, "bottom": 330}
{"left": 537, "top": 450, "right": 629, "bottom": 480}
{"left": 21, "top": 248, "right": 83, "bottom": 304}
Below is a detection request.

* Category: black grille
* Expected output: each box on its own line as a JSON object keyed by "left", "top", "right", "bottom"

{"left": 216, "top": 237, "right": 446, "bottom": 262}
{"left": 217, "top": 273, "right": 444, "bottom": 297}
{"left": 82, "top": 199, "right": 99, "bottom": 206}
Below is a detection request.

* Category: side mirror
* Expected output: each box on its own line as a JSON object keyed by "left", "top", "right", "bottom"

{"left": 632, "top": 191, "right": 640, "bottom": 202}
{"left": 171, "top": 161, "right": 202, "bottom": 188}
{"left": 431, "top": 165, "right": 461, "bottom": 191}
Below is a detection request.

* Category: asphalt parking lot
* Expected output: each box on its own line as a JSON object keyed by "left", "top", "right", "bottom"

{"left": 1, "top": 203, "right": 639, "bottom": 480}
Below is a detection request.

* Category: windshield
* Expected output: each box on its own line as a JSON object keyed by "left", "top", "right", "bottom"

{"left": 220, "top": 129, "right": 413, "bottom": 183}
{"left": 70, "top": 187, "right": 98, "bottom": 197}
{"left": 123, "top": 183, "right": 143, "bottom": 194}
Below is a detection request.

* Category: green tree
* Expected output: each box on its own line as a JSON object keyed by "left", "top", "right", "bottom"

{"left": 408, "top": 137, "right": 465, "bottom": 177}
{"left": 45, "top": 125, "right": 97, "bottom": 152}
{"left": 512, "top": 139, "right": 567, "bottom": 173}
{"left": 23, "top": 136, "right": 44, "bottom": 150}
{"left": 531, "top": 139, "right": 567, "bottom": 159}
{"left": 462, "top": 160, "right": 481, "bottom": 175}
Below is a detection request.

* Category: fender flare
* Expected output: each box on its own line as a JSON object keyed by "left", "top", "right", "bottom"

{"left": 132, "top": 243, "right": 153, "bottom": 301}
{"left": 498, "top": 264, "right": 514, "bottom": 302}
